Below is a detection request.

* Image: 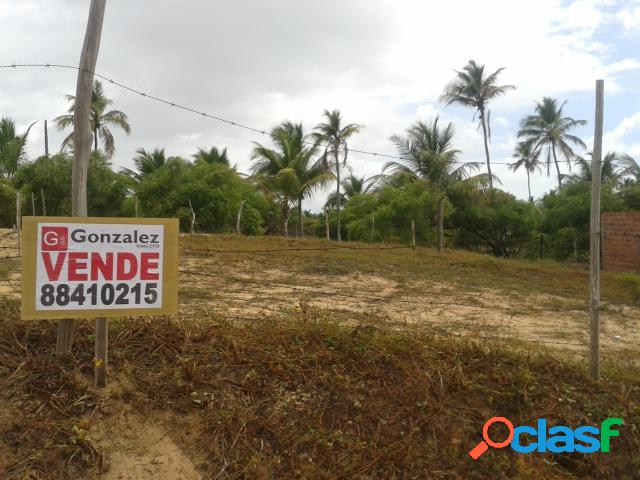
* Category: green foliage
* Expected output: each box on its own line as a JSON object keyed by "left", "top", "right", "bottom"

{"left": 0, "top": 117, "right": 35, "bottom": 179}
{"left": 136, "top": 159, "right": 271, "bottom": 234}
{"left": 452, "top": 190, "right": 539, "bottom": 257}
{"left": 540, "top": 182, "right": 624, "bottom": 260}
{"left": 343, "top": 182, "right": 437, "bottom": 243}
{"left": 12, "top": 152, "right": 131, "bottom": 220}
{"left": 615, "top": 273, "right": 640, "bottom": 302}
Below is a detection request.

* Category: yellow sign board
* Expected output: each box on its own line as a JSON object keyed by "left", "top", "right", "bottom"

{"left": 21, "top": 217, "right": 178, "bottom": 320}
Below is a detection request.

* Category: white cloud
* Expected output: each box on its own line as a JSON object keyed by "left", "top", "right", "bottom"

{"left": 0, "top": 0, "right": 638, "bottom": 208}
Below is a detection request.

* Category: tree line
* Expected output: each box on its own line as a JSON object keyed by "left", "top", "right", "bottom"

{"left": 1, "top": 60, "right": 639, "bottom": 261}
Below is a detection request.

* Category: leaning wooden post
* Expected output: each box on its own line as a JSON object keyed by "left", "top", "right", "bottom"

{"left": 236, "top": 200, "right": 246, "bottom": 235}
{"left": 57, "top": 0, "right": 106, "bottom": 358}
{"left": 188, "top": 199, "right": 196, "bottom": 235}
{"left": 589, "top": 79, "right": 604, "bottom": 381}
{"left": 31, "top": 192, "right": 36, "bottom": 216}
{"left": 16, "top": 192, "right": 22, "bottom": 256}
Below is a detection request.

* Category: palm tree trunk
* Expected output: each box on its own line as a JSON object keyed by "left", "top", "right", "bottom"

{"left": 527, "top": 170, "right": 532, "bottom": 202}
{"left": 94, "top": 126, "right": 98, "bottom": 152}
{"left": 479, "top": 110, "right": 493, "bottom": 189}
{"left": 335, "top": 145, "right": 341, "bottom": 242}
{"left": 552, "top": 142, "right": 562, "bottom": 191}
{"left": 298, "top": 198, "right": 304, "bottom": 238}
{"left": 437, "top": 197, "right": 444, "bottom": 252}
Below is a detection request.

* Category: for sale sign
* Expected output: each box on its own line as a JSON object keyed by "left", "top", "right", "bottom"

{"left": 21, "top": 217, "right": 178, "bottom": 320}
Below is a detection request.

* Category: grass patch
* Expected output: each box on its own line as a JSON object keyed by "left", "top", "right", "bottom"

{"left": 1, "top": 297, "right": 638, "bottom": 479}
{"left": 179, "top": 234, "right": 639, "bottom": 305}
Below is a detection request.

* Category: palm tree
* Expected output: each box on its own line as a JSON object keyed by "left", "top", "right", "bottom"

{"left": 55, "top": 80, "right": 131, "bottom": 158}
{"left": 324, "top": 174, "right": 373, "bottom": 210}
{"left": 384, "top": 117, "right": 489, "bottom": 251}
{"left": 121, "top": 148, "right": 167, "bottom": 181}
{"left": 294, "top": 151, "right": 334, "bottom": 237}
{"left": 0, "top": 117, "right": 36, "bottom": 180}
{"left": 518, "top": 97, "right": 587, "bottom": 191}
{"left": 564, "top": 152, "right": 639, "bottom": 188}
{"left": 509, "top": 142, "right": 541, "bottom": 202}
{"left": 440, "top": 60, "right": 515, "bottom": 189}
{"left": 312, "top": 109, "right": 362, "bottom": 241}
{"left": 252, "top": 121, "right": 332, "bottom": 237}
{"left": 193, "top": 147, "right": 230, "bottom": 166}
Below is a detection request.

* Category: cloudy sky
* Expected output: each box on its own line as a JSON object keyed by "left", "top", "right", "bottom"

{"left": 1, "top": 0, "right": 639, "bottom": 211}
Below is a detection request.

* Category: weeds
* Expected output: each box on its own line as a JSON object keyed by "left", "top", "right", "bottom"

{"left": 1, "top": 296, "right": 639, "bottom": 479}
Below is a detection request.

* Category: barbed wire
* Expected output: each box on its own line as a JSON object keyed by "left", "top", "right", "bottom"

{"left": 181, "top": 244, "right": 413, "bottom": 254}
{"left": 0, "top": 63, "right": 592, "bottom": 167}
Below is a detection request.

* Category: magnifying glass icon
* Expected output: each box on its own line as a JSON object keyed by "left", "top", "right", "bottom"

{"left": 468, "top": 417, "right": 514, "bottom": 460}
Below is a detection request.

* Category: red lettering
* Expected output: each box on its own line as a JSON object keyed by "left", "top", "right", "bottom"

{"left": 140, "top": 253, "right": 160, "bottom": 280}
{"left": 68, "top": 252, "right": 88, "bottom": 281}
{"left": 91, "top": 252, "right": 113, "bottom": 281}
{"left": 117, "top": 253, "right": 138, "bottom": 280}
{"left": 42, "top": 252, "right": 66, "bottom": 281}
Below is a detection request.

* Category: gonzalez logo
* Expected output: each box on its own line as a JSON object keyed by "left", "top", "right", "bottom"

{"left": 469, "top": 417, "right": 623, "bottom": 459}
{"left": 41, "top": 226, "right": 68, "bottom": 251}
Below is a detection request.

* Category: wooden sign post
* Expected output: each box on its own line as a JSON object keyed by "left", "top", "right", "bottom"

{"left": 21, "top": 217, "right": 178, "bottom": 387}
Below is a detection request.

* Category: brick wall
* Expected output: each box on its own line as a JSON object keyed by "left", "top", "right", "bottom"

{"left": 602, "top": 212, "right": 640, "bottom": 273}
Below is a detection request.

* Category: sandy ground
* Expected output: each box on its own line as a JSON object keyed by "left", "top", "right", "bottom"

{"left": 177, "top": 255, "right": 640, "bottom": 359}
{"left": 2, "top": 228, "right": 640, "bottom": 479}
{"left": 2, "top": 228, "right": 639, "bottom": 360}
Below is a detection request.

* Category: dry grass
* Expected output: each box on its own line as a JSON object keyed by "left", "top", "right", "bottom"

{"left": 1, "top": 297, "right": 639, "bottom": 479}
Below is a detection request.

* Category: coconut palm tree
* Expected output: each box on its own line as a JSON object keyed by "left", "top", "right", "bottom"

{"left": 55, "top": 80, "right": 131, "bottom": 158}
{"left": 252, "top": 121, "right": 332, "bottom": 237}
{"left": 384, "top": 117, "right": 489, "bottom": 251}
{"left": 121, "top": 148, "right": 167, "bottom": 181}
{"left": 193, "top": 146, "right": 230, "bottom": 166}
{"left": 0, "top": 117, "right": 36, "bottom": 180}
{"left": 312, "top": 109, "right": 362, "bottom": 241}
{"left": 440, "top": 60, "right": 515, "bottom": 189}
{"left": 518, "top": 97, "right": 587, "bottom": 192}
{"left": 564, "top": 151, "right": 639, "bottom": 188}
{"left": 324, "top": 174, "right": 373, "bottom": 210}
{"left": 509, "top": 142, "right": 541, "bottom": 202}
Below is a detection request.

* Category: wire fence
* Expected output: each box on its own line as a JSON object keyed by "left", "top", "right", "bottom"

{"left": 0, "top": 63, "right": 590, "bottom": 167}
{"left": 1, "top": 232, "right": 638, "bottom": 358}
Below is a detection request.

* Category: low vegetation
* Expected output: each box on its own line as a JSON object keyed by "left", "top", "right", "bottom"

{"left": 0, "top": 296, "right": 638, "bottom": 479}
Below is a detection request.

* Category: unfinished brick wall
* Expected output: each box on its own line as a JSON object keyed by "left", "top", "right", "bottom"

{"left": 602, "top": 212, "right": 640, "bottom": 273}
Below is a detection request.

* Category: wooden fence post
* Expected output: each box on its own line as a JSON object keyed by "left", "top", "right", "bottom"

{"left": 57, "top": 0, "right": 107, "bottom": 372}
{"left": 589, "top": 79, "right": 604, "bottom": 381}
{"left": 16, "top": 192, "right": 21, "bottom": 256}
{"left": 95, "top": 318, "right": 108, "bottom": 387}
{"left": 411, "top": 217, "right": 416, "bottom": 247}
{"left": 236, "top": 200, "right": 246, "bottom": 235}
{"left": 325, "top": 211, "right": 330, "bottom": 241}
{"left": 370, "top": 216, "right": 375, "bottom": 244}
{"left": 41, "top": 188, "right": 47, "bottom": 216}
